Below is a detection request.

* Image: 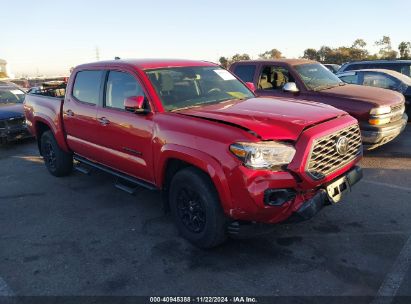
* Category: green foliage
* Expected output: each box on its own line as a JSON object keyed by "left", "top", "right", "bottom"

{"left": 220, "top": 36, "right": 409, "bottom": 68}
{"left": 302, "top": 48, "right": 319, "bottom": 60}
{"left": 302, "top": 42, "right": 369, "bottom": 65}
{"left": 375, "top": 36, "right": 398, "bottom": 59}
{"left": 218, "top": 57, "right": 229, "bottom": 69}
{"left": 352, "top": 39, "right": 367, "bottom": 49}
{"left": 219, "top": 53, "right": 251, "bottom": 68}
{"left": 301, "top": 36, "right": 402, "bottom": 64}
{"left": 398, "top": 42, "right": 411, "bottom": 59}
{"left": 259, "top": 49, "right": 282, "bottom": 59}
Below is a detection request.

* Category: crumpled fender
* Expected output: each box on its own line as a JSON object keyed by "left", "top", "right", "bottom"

{"left": 156, "top": 143, "right": 233, "bottom": 212}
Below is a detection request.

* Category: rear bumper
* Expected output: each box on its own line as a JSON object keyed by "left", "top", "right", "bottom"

{"left": 361, "top": 113, "right": 407, "bottom": 149}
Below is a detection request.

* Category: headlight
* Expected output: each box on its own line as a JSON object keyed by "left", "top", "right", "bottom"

{"left": 229, "top": 141, "right": 296, "bottom": 170}
{"left": 370, "top": 106, "right": 391, "bottom": 115}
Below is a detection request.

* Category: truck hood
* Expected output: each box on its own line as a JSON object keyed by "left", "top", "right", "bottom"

{"left": 320, "top": 84, "right": 405, "bottom": 107}
{"left": 0, "top": 103, "right": 25, "bottom": 120}
{"left": 178, "top": 97, "right": 346, "bottom": 141}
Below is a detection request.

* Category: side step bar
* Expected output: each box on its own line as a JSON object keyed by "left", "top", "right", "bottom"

{"left": 114, "top": 178, "right": 140, "bottom": 194}
{"left": 73, "top": 155, "right": 158, "bottom": 192}
{"left": 74, "top": 164, "right": 91, "bottom": 175}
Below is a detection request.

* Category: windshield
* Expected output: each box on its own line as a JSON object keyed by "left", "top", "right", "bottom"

{"left": 0, "top": 88, "right": 25, "bottom": 104}
{"left": 145, "top": 66, "right": 254, "bottom": 111}
{"left": 295, "top": 63, "right": 343, "bottom": 91}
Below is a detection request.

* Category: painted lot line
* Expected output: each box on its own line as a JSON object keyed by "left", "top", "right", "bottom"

{"left": 368, "top": 177, "right": 411, "bottom": 304}
{"left": 0, "top": 277, "right": 13, "bottom": 296}
{"left": 372, "top": 235, "right": 411, "bottom": 304}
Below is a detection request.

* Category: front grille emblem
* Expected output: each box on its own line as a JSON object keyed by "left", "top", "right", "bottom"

{"left": 335, "top": 136, "right": 349, "bottom": 155}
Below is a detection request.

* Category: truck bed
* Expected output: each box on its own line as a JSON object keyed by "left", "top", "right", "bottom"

{"left": 24, "top": 93, "right": 68, "bottom": 151}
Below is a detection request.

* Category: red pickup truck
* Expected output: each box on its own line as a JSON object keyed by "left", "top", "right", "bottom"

{"left": 24, "top": 59, "right": 363, "bottom": 248}
{"left": 230, "top": 59, "right": 407, "bottom": 150}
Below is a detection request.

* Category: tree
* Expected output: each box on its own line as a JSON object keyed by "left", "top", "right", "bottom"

{"left": 375, "top": 36, "right": 398, "bottom": 59}
{"left": 219, "top": 57, "right": 229, "bottom": 69}
{"left": 259, "top": 49, "right": 282, "bottom": 59}
{"left": 218, "top": 53, "right": 251, "bottom": 68}
{"left": 398, "top": 42, "right": 411, "bottom": 59}
{"left": 317, "top": 46, "right": 332, "bottom": 62}
{"left": 302, "top": 48, "right": 319, "bottom": 61}
{"left": 352, "top": 39, "right": 367, "bottom": 49}
{"left": 231, "top": 53, "right": 251, "bottom": 62}
{"left": 375, "top": 36, "right": 392, "bottom": 49}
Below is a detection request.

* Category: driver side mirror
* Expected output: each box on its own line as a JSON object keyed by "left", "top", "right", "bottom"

{"left": 245, "top": 82, "right": 256, "bottom": 92}
{"left": 124, "top": 96, "right": 148, "bottom": 114}
{"left": 283, "top": 82, "right": 299, "bottom": 93}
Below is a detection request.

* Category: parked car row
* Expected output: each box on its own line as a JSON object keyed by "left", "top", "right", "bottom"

{"left": 339, "top": 59, "right": 411, "bottom": 77}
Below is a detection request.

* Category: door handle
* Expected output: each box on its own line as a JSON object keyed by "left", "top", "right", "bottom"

{"left": 65, "top": 109, "right": 74, "bottom": 117}
{"left": 97, "top": 117, "right": 110, "bottom": 126}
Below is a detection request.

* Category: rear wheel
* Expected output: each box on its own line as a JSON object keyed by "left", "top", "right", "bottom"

{"left": 169, "top": 167, "right": 227, "bottom": 248}
{"left": 40, "top": 131, "right": 73, "bottom": 176}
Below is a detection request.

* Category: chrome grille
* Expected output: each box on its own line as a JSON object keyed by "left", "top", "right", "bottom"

{"left": 306, "top": 124, "right": 362, "bottom": 180}
{"left": 391, "top": 103, "right": 404, "bottom": 112}
{"left": 389, "top": 103, "right": 405, "bottom": 123}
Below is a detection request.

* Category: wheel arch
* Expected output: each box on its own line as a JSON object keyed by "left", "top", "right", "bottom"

{"left": 33, "top": 116, "right": 70, "bottom": 154}
{"left": 157, "top": 145, "right": 233, "bottom": 213}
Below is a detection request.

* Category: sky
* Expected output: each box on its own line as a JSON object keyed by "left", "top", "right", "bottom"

{"left": 1, "top": 0, "right": 410, "bottom": 77}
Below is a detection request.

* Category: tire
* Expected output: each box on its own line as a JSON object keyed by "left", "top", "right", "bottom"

{"left": 169, "top": 167, "right": 227, "bottom": 248}
{"left": 40, "top": 131, "right": 73, "bottom": 177}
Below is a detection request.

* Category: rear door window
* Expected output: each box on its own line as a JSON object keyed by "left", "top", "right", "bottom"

{"left": 72, "top": 70, "right": 104, "bottom": 105}
{"left": 233, "top": 64, "right": 256, "bottom": 83}
{"left": 362, "top": 72, "right": 400, "bottom": 90}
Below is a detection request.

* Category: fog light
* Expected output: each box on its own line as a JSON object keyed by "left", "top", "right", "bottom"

{"left": 369, "top": 117, "right": 390, "bottom": 125}
{"left": 264, "top": 189, "right": 296, "bottom": 206}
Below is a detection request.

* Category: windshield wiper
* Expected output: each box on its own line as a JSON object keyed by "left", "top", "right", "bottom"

{"left": 313, "top": 83, "right": 341, "bottom": 91}
{"left": 170, "top": 105, "right": 202, "bottom": 112}
{"left": 170, "top": 98, "right": 238, "bottom": 112}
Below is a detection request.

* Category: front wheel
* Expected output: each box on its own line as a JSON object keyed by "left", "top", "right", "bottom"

{"left": 169, "top": 167, "right": 227, "bottom": 248}
{"left": 40, "top": 131, "right": 73, "bottom": 177}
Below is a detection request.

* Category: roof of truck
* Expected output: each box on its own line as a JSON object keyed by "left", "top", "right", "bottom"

{"left": 76, "top": 59, "right": 219, "bottom": 70}
{"left": 233, "top": 59, "right": 317, "bottom": 66}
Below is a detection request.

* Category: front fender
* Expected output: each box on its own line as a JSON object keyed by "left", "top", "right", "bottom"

{"left": 156, "top": 144, "right": 233, "bottom": 212}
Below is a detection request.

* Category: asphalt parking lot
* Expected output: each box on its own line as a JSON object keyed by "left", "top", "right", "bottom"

{"left": 0, "top": 128, "right": 410, "bottom": 300}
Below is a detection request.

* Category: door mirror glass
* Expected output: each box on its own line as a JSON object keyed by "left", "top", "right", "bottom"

{"left": 245, "top": 82, "right": 256, "bottom": 92}
{"left": 124, "top": 96, "right": 146, "bottom": 113}
{"left": 283, "top": 82, "right": 299, "bottom": 93}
